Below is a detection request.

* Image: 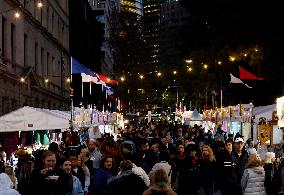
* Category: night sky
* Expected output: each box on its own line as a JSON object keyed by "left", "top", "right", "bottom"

{"left": 179, "top": 0, "right": 284, "bottom": 106}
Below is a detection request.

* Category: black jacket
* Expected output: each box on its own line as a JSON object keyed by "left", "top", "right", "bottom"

{"left": 30, "top": 167, "right": 62, "bottom": 195}
{"left": 108, "top": 170, "right": 147, "bottom": 195}
{"left": 233, "top": 149, "right": 248, "bottom": 183}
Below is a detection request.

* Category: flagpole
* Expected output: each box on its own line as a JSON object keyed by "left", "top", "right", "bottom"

{"left": 221, "top": 89, "right": 223, "bottom": 108}
{"left": 70, "top": 57, "right": 73, "bottom": 131}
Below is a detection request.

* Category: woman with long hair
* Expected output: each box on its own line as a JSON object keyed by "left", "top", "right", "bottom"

{"left": 58, "top": 158, "right": 84, "bottom": 195}
{"left": 241, "top": 153, "right": 266, "bottom": 195}
{"left": 199, "top": 145, "right": 217, "bottom": 195}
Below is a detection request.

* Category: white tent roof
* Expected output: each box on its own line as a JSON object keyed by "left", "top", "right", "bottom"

{"left": 0, "top": 106, "right": 71, "bottom": 132}
{"left": 253, "top": 104, "right": 276, "bottom": 120}
{"left": 183, "top": 109, "right": 203, "bottom": 121}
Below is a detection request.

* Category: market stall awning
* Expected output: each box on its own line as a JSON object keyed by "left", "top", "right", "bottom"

{"left": 0, "top": 106, "right": 70, "bottom": 132}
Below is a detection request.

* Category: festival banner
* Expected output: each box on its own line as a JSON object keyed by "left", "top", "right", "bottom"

{"left": 258, "top": 124, "right": 271, "bottom": 145}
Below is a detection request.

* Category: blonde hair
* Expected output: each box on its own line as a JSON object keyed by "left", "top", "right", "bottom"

{"left": 202, "top": 145, "right": 216, "bottom": 162}
{"left": 152, "top": 169, "right": 169, "bottom": 188}
{"left": 80, "top": 148, "right": 90, "bottom": 158}
{"left": 247, "top": 153, "right": 262, "bottom": 168}
{"left": 264, "top": 152, "right": 275, "bottom": 164}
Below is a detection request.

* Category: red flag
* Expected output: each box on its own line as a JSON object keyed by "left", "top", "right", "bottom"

{"left": 239, "top": 66, "right": 264, "bottom": 80}
{"left": 95, "top": 73, "right": 119, "bottom": 85}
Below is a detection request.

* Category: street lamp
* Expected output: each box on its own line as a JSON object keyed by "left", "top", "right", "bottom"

{"left": 66, "top": 77, "right": 71, "bottom": 83}
{"left": 37, "top": 2, "right": 43, "bottom": 8}
{"left": 185, "top": 59, "right": 193, "bottom": 64}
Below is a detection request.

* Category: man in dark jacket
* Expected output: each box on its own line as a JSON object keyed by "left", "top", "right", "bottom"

{"left": 233, "top": 137, "right": 248, "bottom": 185}
{"left": 108, "top": 160, "right": 147, "bottom": 195}
{"left": 217, "top": 139, "right": 242, "bottom": 195}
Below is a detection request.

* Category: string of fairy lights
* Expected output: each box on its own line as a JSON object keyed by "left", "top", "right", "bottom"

{"left": 118, "top": 45, "right": 262, "bottom": 82}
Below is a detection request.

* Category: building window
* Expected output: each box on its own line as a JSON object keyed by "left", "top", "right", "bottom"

{"left": 1, "top": 16, "right": 6, "bottom": 58}
{"left": 35, "top": 42, "right": 38, "bottom": 73}
{"left": 46, "top": 7, "right": 49, "bottom": 30}
{"left": 40, "top": 6, "right": 43, "bottom": 24}
{"left": 47, "top": 52, "right": 50, "bottom": 77}
{"left": 11, "top": 23, "right": 16, "bottom": 63}
{"left": 24, "top": 34, "right": 28, "bottom": 67}
{"left": 41, "top": 47, "right": 44, "bottom": 76}
{"left": 51, "top": 12, "right": 54, "bottom": 32}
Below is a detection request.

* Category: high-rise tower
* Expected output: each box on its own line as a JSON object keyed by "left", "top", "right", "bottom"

{"left": 120, "top": 0, "right": 143, "bottom": 17}
{"left": 143, "top": 0, "right": 161, "bottom": 68}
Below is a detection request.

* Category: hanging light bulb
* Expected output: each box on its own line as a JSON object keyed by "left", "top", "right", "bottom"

{"left": 37, "top": 2, "right": 43, "bottom": 8}
{"left": 14, "top": 11, "right": 20, "bottom": 18}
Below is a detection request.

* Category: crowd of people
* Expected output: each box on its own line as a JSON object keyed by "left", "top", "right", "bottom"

{"left": 0, "top": 120, "right": 284, "bottom": 195}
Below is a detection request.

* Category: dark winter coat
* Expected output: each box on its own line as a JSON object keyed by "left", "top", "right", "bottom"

{"left": 233, "top": 149, "right": 249, "bottom": 184}
{"left": 30, "top": 167, "right": 62, "bottom": 195}
{"left": 217, "top": 150, "right": 242, "bottom": 195}
{"left": 108, "top": 170, "right": 147, "bottom": 195}
{"left": 93, "top": 167, "right": 113, "bottom": 195}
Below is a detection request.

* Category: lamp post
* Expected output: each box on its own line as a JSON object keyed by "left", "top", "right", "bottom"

{"left": 168, "top": 85, "right": 180, "bottom": 112}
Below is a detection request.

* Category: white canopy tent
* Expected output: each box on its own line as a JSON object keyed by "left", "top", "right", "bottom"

{"left": 0, "top": 106, "right": 71, "bottom": 132}
{"left": 182, "top": 109, "right": 203, "bottom": 126}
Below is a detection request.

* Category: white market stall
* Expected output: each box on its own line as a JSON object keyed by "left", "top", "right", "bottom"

{"left": 0, "top": 106, "right": 70, "bottom": 132}
{"left": 182, "top": 109, "right": 203, "bottom": 127}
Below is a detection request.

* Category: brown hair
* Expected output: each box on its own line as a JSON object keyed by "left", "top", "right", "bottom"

{"left": 43, "top": 151, "right": 56, "bottom": 160}
{"left": 120, "top": 160, "right": 133, "bottom": 172}
{"left": 247, "top": 153, "right": 262, "bottom": 168}
{"left": 100, "top": 153, "right": 113, "bottom": 168}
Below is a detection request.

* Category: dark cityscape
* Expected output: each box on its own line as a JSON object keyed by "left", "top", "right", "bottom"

{"left": 0, "top": 0, "right": 284, "bottom": 195}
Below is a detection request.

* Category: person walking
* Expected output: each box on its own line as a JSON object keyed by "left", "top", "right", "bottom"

{"left": 0, "top": 172, "right": 20, "bottom": 195}
{"left": 241, "top": 153, "right": 266, "bottom": 195}
{"left": 93, "top": 154, "right": 113, "bottom": 195}
{"left": 199, "top": 145, "right": 217, "bottom": 195}
{"left": 143, "top": 169, "right": 176, "bottom": 195}
{"left": 58, "top": 158, "right": 84, "bottom": 195}
{"left": 264, "top": 152, "right": 276, "bottom": 195}
{"left": 30, "top": 151, "right": 62, "bottom": 195}
{"left": 108, "top": 160, "right": 148, "bottom": 195}
{"left": 217, "top": 139, "right": 242, "bottom": 195}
